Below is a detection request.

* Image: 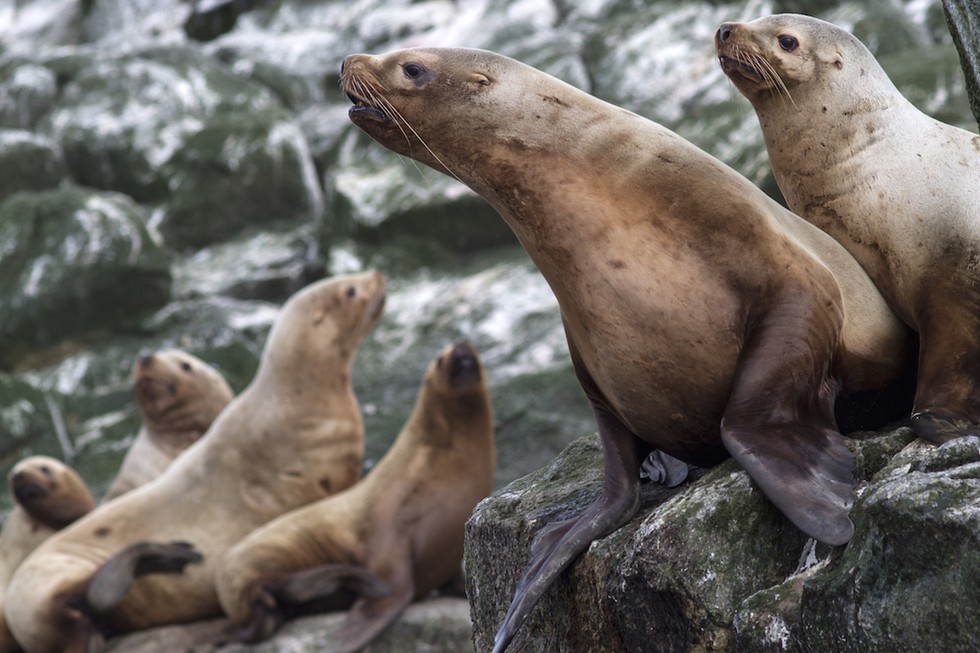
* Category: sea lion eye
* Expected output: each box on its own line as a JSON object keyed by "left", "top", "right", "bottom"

{"left": 778, "top": 35, "right": 799, "bottom": 52}
{"left": 404, "top": 63, "right": 423, "bottom": 78}
{"left": 180, "top": 361, "right": 193, "bottom": 372}
{"left": 346, "top": 286, "right": 357, "bottom": 298}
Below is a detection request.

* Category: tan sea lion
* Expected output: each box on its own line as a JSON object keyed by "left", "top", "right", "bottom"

{"left": 715, "top": 13, "right": 980, "bottom": 443}
{"left": 4, "top": 272, "right": 386, "bottom": 653}
{"left": 340, "top": 47, "right": 915, "bottom": 653}
{"left": 215, "top": 341, "right": 495, "bottom": 650}
{"left": 0, "top": 456, "right": 96, "bottom": 653}
{"left": 103, "top": 349, "right": 234, "bottom": 502}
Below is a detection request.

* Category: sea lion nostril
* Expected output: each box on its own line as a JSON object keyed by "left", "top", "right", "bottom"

{"left": 718, "top": 24, "right": 732, "bottom": 42}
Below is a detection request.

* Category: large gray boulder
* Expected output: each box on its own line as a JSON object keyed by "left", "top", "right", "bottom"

{"left": 943, "top": 0, "right": 980, "bottom": 127}
{"left": 465, "top": 429, "right": 980, "bottom": 653}
{"left": 0, "top": 129, "right": 66, "bottom": 203}
{"left": 0, "top": 185, "right": 171, "bottom": 371}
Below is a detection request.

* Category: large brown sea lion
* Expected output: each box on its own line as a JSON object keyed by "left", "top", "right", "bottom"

{"left": 215, "top": 341, "right": 495, "bottom": 651}
{"left": 339, "top": 47, "right": 914, "bottom": 652}
{"left": 4, "top": 272, "right": 385, "bottom": 653}
{"left": 715, "top": 13, "right": 980, "bottom": 443}
{"left": 0, "top": 456, "right": 96, "bottom": 653}
{"left": 103, "top": 349, "right": 234, "bottom": 501}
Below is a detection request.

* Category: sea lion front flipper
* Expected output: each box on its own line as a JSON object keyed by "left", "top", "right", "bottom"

{"left": 721, "top": 308, "right": 855, "bottom": 546}
{"left": 85, "top": 540, "right": 203, "bottom": 613}
{"left": 492, "top": 395, "right": 643, "bottom": 653}
{"left": 328, "top": 563, "right": 414, "bottom": 653}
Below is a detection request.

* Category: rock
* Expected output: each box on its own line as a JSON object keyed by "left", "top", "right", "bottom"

{"left": 38, "top": 46, "right": 281, "bottom": 204}
{"left": 943, "top": 0, "right": 980, "bottom": 127}
{"left": 0, "top": 372, "right": 58, "bottom": 465}
{"left": 185, "top": 0, "right": 261, "bottom": 43}
{"left": 0, "top": 61, "right": 58, "bottom": 129}
{"left": 158, "top": 106, "right": 324, "bottom": 250}
{"left": 0, "top": 185, "right": 172, "bottom": 372}
{"left": 0, "top": 129, "right": 66, "bottom": 202}
{"left": 465, "top": 429, "right": 980, "bottom": 653}
{"left": 102, "top": 596, "right": 475, "bottom": 653}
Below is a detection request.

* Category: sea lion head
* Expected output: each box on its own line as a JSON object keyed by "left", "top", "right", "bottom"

{"left": 132, "top": 349, "right": 234, "bottom": 436}
{"left": 261, "top": 271, "right": 386, "bottom": 378}
{"left": 714, "top": 14, "right": 871, "bottom": 105}
{"left": 431, "top": 341, "right": 486, "bottom": 394}
{"left": 340, "top": 47, "right": 585, "bottom": 185}
{"left": 8, "top": 456, "right": 95, "bottom": 529}
{"left": 411, "top": 342, "right": 494, "bottom": 449}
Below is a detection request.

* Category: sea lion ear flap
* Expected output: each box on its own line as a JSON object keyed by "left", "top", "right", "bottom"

{"left": 833, "top": 51, "right": 844, "bottom": 70}
{"left": 468, "top": 72, "right": 492, "bottom": 86}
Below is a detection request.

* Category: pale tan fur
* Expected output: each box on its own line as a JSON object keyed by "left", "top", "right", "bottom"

{"left": 717, "top": 13, "right": 980, "bottom": 438}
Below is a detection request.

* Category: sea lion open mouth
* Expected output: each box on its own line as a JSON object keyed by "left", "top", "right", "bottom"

{"left": 346, "top": 93, "right": 389, "bottom": 122}
{"left": 718, "top": 54, "right": 763, "bottom": 83}
{"left": 341, "top": 63, "right": 390, "bottom": 123}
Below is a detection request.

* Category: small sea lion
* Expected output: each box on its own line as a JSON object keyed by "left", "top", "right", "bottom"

{"left": 4, "top": 272, "right": 386, "bottom": 653}
{"left": 0, "top": 456, "right": 95, "bottom": 653}
{"left": 103, "top": 349, "right": 233, "bottom": 501}
{"left": 215, "top": 342, "right": 495, "bottom": 652}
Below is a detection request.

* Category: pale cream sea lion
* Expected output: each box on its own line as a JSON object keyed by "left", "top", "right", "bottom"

{"left": 215, "top": 342, "right": 495, "bottom": 651}
{"left": 4, "top": 272, "right": 386, "bottom": 653}
{"left": 716, "top": 13, "right": 980, "bottom": 443}
{"left": 103, "top": 349, "right": 234, "bottom": 501}
{"left": 0, "top": 456, "right": 96, "bottom": 653}
{"left": 340, "top": 47, "right": 915, "bottom": 652}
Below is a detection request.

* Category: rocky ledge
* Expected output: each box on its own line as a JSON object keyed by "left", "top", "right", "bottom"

{"left": 465, "top": 428, "right": 980, "bottom": 653}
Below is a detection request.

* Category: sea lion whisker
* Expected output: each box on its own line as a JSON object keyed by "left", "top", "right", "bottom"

{"left": 378, "top": 97, "right": 465, "bottom": 185}
{"left": 357, "top": 87, "right": 440, "bottom": 181}
{"left": 751, "top": 50, "right": 795, "bottom": 107}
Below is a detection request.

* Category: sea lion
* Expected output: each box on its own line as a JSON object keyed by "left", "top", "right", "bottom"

{"left": 0, "top": 456, "right": 96, "bottom": 653}
{"left": 4, "top": 271, "right": 386, "bottom": 653}
{"left": 340, "top": 47, "right": 914, "bottom": 653}
{"left": 715, "top": 13, "right": 980, "bottom": 443}
{"left": 103, "top": 349, "right": 234, "bottom": 501}
{"left": 215, "top": 341, "right": 495, "bottom": 650}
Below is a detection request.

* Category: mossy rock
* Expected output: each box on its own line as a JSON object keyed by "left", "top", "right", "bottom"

{"left": 159, "top": 108, "right": 323, "bottom": 250}
{"left": 0, "top": 185, "right": 172, "bottom": 371}
{"left": 0, "top": 129, "right": 67, "bottom": 203}
{"left": 38, "top": 46, "right": 281, "bottom": 203}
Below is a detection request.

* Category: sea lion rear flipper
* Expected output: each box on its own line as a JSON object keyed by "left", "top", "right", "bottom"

{"left": 492, "top": 395, "right": 643, "bottom": 653}
{"left": 273, "top": 563, "right": 391, "bottom": 604}
{"left": 721, "top": 308, "right": 855, "bottom": 546}
{"left": 85, "top": 540, "right": 203, "bottom": 613}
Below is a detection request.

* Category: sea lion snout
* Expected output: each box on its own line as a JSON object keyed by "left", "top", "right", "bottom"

{"left": 11, "top": 473, "right": 47, "bottom": 504}
{"left": 448, "top": 342, "right": 481, "bottom": 385}
{"left": 716, "top": 23, "right": 734, "bottom": 44}
{"left": 138, "top": 349, "right": 154, "bottom": 369}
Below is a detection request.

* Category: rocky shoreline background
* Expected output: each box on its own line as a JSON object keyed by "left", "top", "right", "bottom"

{"left": 1, "top": 1, "right": 979, "bottom": 652}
